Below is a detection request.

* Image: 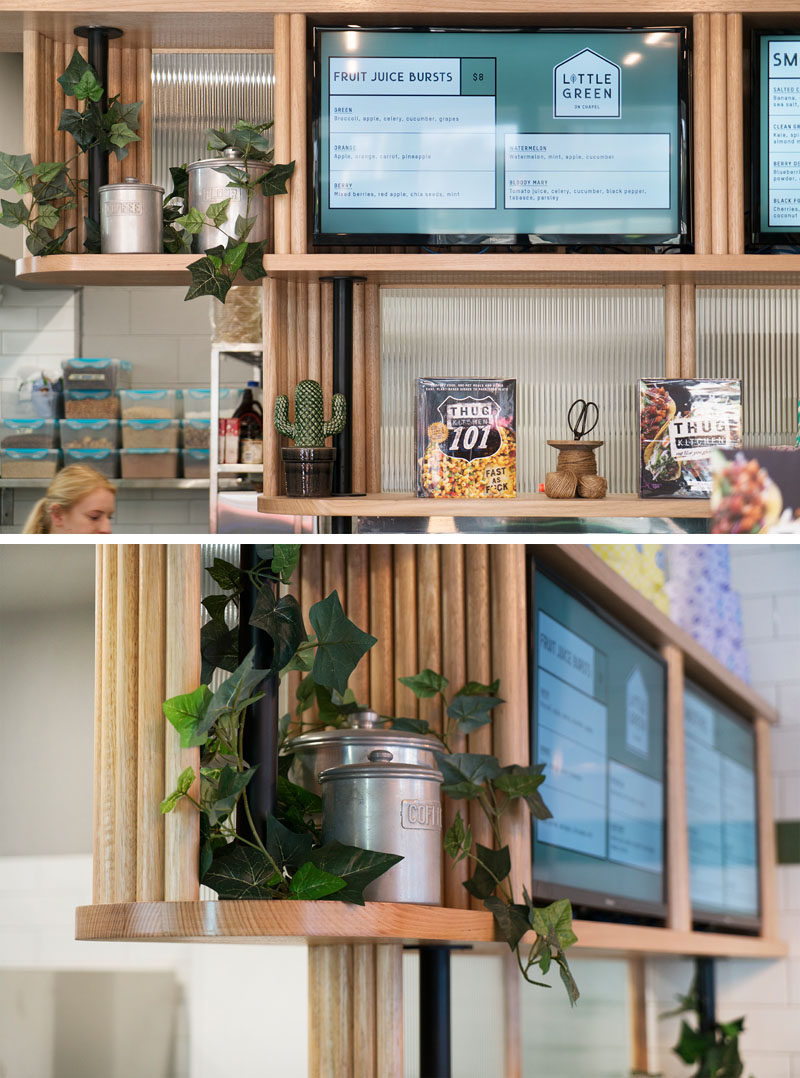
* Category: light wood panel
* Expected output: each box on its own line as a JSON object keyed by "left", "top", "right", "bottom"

{"left": 441, "top": 545, "right": 469, "bottom": 909}
{"left": 97, "top": 544, "right": 118, "bottom": 904}
{"left": 693, "top": 14, "right": 712, "bottom": 256}
{"left": 392, "top": 545, "right": 418, "bottom": 718}
{"left": 369, "top": 545, "right": 394, "bottom": 716}
{"left": 503, "top": 951, "right": 522, "bottom": 1078}
{"left": 375, "top": 945, "right": 404, "bottom": 1078}
{"left": 351, "top": 280, "right": 367, "bottom": 493}
{"left": 309, "top": 945, "right": 351, "bottom": 1078}
{"left": 680, "top": 282, "right": 696, "bottom": 377}
{"left": 416, "top": 546, "right": 443, "bottom": 737}
{"left": 272, "top": 14, "right": 291, "bottom": 255}
{"left": 114, "top": 545, "right": 139, "bottom": 902}
{"left": 136, "top": 545, "right": 166, "bottom": 901}
{"left": 726, "top": 14, "right": 745, "bottom": 255}
{"left": 92, "top": 548, "right": 107, "bottom": 904}
{"left": 352, "top": 945, "right": 377, "bottom": 1078}
{"left": 289, "top": 13, "right": 307, "bottom": 254}
{"left": 755, "top": 716, "right": 779, "bottom": 939}
{"left": 710, "top": 14, "right": 729, "bottom": 254}
{"left": 465, "top": 545, "right": 494, "bottom": 891}
{"left": 663, "top": 644, "right": 691, "bottom": 934}
{"left": 665, "top": 283, "right": 681, "bottom": 378}
{"left": 346, "top": 544, "right": 371, "bottom": 707}
{"left": 262, "top": 275, "right": 284, "bottom": 496}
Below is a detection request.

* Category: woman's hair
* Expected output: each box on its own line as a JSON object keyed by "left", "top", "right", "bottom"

{"left": 22, "top": 465, "right": 117, "bottom": 534}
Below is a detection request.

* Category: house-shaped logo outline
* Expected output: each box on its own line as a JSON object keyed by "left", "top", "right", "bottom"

{"left": 553, "top": 48, "right": 622, "bottom": 119}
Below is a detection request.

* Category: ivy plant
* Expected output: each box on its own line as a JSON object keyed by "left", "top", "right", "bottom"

{"left": 665, "top": 982, "right": 752, "bottom": 1078}
{"left": 162, "top": 120, "right": 294, "bottom": 303}
{"left": 0, "top": 50, "right": 141, "bottom": 254}
{"left": 161, "top": 547, "right": 398, "bottom": 905}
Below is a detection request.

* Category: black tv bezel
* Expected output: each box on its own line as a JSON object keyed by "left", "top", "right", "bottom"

{"left": 684, "top": 676, "right": 762, "bottom": 934}
{"left": 311, "top": 25, "right": 692, "bottom": 250}
{"left": 528, "top": 560, "right": 670, "bottom": 923}
{"left": 750, "top": 29, "right": 800, "bottom": 246}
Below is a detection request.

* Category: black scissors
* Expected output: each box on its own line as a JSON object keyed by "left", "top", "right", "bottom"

{"left": 567, "top": 399, "right": 599, "bottom": 441}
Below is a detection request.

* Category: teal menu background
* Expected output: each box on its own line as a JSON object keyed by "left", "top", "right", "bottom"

{"left": 759, "top": 33, "right": 800, "bottom": 234}
{"left": 315, "top": 28, "right": 684, "bottom": 241}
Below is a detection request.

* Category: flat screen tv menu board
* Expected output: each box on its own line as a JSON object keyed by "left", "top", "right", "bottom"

{"left": 684, "top": 680, "right": 760, "bottom": 929}
{"left": 530, "top": 567, "right": 667, "bottom": 919}
{"left": 313, "top": 27, "right": 689, "bottom": 246}
{"left": 753, "top": 32, "right": 800, "bottom": 242}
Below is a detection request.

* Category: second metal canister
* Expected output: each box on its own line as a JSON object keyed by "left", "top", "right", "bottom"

{"left": 320, "top": 750, "right": 443, "bottom": 905}
{"left": 186, "top": 146, "right": 270, "bottom": 252}
{"left": 99, "top": 177, "right": 164, "bottom": 253}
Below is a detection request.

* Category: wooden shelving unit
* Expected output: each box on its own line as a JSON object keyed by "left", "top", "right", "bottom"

{"left": 256, "top": 492, "right": 711, "bottom": 519}
{"left": 14, "top": 253, "right": 201, "bottom": 287}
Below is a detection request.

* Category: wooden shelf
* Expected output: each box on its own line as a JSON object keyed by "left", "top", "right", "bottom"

{"left": 74, "top": 902, "right": 787, "bottom": 958}
{"left": 256, "top": 492, "right": 711, "bottom": 519}
{"left": 14, "top": 254, "right": 200, "bottom": 288}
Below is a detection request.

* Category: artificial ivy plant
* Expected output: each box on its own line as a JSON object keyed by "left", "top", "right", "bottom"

{"left": 0, "top": 50, "right": 141, "bottom": 254}
{"left": 666, "top": 980, "right": 752, "bottom": 1078}
{"left": 161, "top": 546, "right": 579, "bottom": 1003}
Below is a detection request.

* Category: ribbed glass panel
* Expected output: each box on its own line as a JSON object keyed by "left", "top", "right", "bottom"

{"left": 381, "top": 288, "right": 665, "bottom": 495}
{"left": 697, "top": 289, "right": 800, "bottom": 446}
{"left": 151, "top": 54, "right": 274, "bottom": 195}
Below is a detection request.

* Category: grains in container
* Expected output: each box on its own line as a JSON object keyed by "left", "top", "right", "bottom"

{"left": 119, "top": 389, "right": 179, "bottom": 420}
{"left": 60, "top": 419, "right": 120, "bottom": 450}
{"left": 65, "top": 390, "right": 120, "bottom": 419}
{"left": 121, "top": 419, "right": 180, "bottom": 449}
{"left": 120, "top": 448, "right": 180, "bottom": 478}
{"left": 182, "top": 420, "right": 210, "bottom": 448}
{"left": 0, "top": 448, "right": 60, "bottom": 477}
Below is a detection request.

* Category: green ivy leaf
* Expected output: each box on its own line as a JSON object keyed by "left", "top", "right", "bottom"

{"left": 271, "top": 544, "right": 301, "bottom": 584}
{"left": 249, "top": 589, "right": 306, "bottom": 675}
{"left": 159, "top": 765, "right": 196, "bottom": 813}
{"left": 443, "top": 810, "right": 471, "bottom": 864}
{"left": 484, "top": 896, "right": 530, "bottom": 951}
{"left": 309, "top": 590, "right": 377, "bottom": 696}
{"left": 58, "top": 108, "right": 96, "bottom": 152}
{"left": 202, "top": 592, "right": 232, "bottom": 627}
{"left": 530, "top": 898, "right": 578, "bottom": 953}
{"left": 109, "top": 121, "right": 140, "bottom": 151}
{"left": 309, "top": 841, "right": 403, "bottom": 906}
{"left": 280, "top": 649, "right": 314, "bottom": 677}
{"left": 57, "top": 49, "right": 94, "bottom": 97}
{"left": 239, "top": 239, "right": 268, "bottom": 282}
{"left": 203, "top": 764, "right": 257, "bottom": 826}
{"left": 276, "top": 775, "right": 322, "bottom": 836}
{"left": 462, "top": 844, "right": 510, "bottom": 902}
{"left": 214, "top": 163, "right": 249, "bottom": 187}
{"left": 165, "top": 164, "right": 189, "bottom": 205}
{"left": 398, "top": 669, "right": 448, "bottom": 699}
{"left": 433, "top": 751, "right": 500, "bottom": 800}
{"left": 265, "top": 812, "right": 313, "bottom": 875}
{"left": 73, "top": 68, "right": 104, "bottom": 102}
{"left": 205, "top": 197, "right": 231, "bottom": 227}
{"left": 0, "top": 198, "right": 29, "bottom": 228}
{"left": 0, "top": 150, "right": 35, "bottom": 194}
{"left": 206, "top": 126, "right": 228, "bottom": 152}
{"left": 390, "top": 717, "right": 431, "bottom": 735}
{"left": 223, "top": 241, "right": 247, "bottom": 274}
{"left": 446, "top": 693, "right": 503, "bottom": 734}
{"left": 185, "top": 255, "right": 232, "bottom": 303}
{"left": 32, "top": 173, "right": 72, "bottom": 204}
{"left": 25, "top": 225, "right": 75, "bottom": 256}
{"left": 202, "top": 843, "right": 280, "bottom": 899}
{"left": 36, "top": 160, "right": 66, "bottom": 184}
{"left": 36, "top": 203, "right": 60, "bottom": 231}
{"left": 202, "top": 648, "right": 269, "bottom": 738}
{"left": 289, "top": 862, "right": 347, "bottom": 900}
{"left": 495, "top": 764, "right": 552, "bottom": 820}
{"left": 234, "top": 213, "right": 257, "bottom": 241}
{"left": 259, "top": 161, "right": 295, "bottom": 197}
{"left": 458, "top": 679, "right": 501, "bottom": 696}
{"left": 175, "top": 206, "right": 207, "bottom": 235}
{"left": 162, "top": 683, "right": 213, "bottom": 748}
{"left": 107, "top": 98, "right": 142, "bottom": 133}
{"left": 674, "top": 1021, "right": 709, "bottom": 1064}
{"left": 207, "top": 557, "right": 242, "bottom": 593}
{"left": 83, "top": 215, "right": 101, "bottom": 254}
{"left": 200, "top": 619, "right": 239, "bottom": 678}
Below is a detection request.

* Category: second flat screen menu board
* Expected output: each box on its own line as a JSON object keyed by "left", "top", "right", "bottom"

{"left": 684, "top": 681, "right": 760, "bottom": 928}
{"left": 313, "top": 28, "right": 688, "bottom": 246}
{"left": 753, "top": 32, "right": 800, "bottom": 242}
{"left": 531, "top": 568, "right": 667, "bottom": 918}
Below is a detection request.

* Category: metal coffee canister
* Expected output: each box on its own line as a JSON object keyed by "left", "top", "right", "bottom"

{"left": 186, "top": 146, "right": 270, "bottom": 252}
{"left": 99, "top": 177, "right": 164, "bottom": 254}
{"left": 282, "top": 708, "right": 441, "bottom": 796}
{"left": 320, "top": 750, "right": 443, "bottom": 905}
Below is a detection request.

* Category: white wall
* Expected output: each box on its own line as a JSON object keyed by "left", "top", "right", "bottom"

{"left": 0, "top": 54, "right": 24, "bottom": 262}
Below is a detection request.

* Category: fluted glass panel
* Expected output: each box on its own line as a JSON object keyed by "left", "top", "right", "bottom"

{"left": 381, "top": 288, "right": 665, "bottom": 495}
{"left": 697, "top": 289, "right": 799, "bottom": 447}
{"left": 151, "top": 54, "right": 274, "bottom": 196}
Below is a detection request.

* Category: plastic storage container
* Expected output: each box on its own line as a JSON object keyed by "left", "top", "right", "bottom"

{"left": 59, "top": 418, "right": 120, "bottom": 450}
{"left": 182, "top": 448, "right": 210, "bottom": 478}
{"left": 1, "top": 385, "right": 63, "bottom": 420}
{"left": 183, "top": 387, "right": 243, "bottom": 419}
{"left": 64, "top": 389, "right": 120, "bottom": 419}
{"left": 63, "top": 447, "right": 120, "bottom": 478}
{"left": 181, "top": 419, "right": 210, "bottom": 449}
{"left": 120, "top": 448, "right": 180, "bottom": 478}
{"left": 0, "top": 418, "right": 57, "bottom": 450}
{"left": 62, "top": 358, "right": 132, "bottom": 391}
{"left": 121, "top": 419, "right": 180, "bottom": 449}
{"left": 0, "top": 447, "right": 60, "bottom": 478}
{"left": 119, "top": 389, "right": 181, "bottom": 420}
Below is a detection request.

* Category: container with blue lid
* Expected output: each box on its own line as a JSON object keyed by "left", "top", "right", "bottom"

{"left": 181, "top": 448, "right": 210, "bottom": 478}
{"left": 121, "top": 418, "right": 180, "bottom": 449}
{"left": 119, "top": 389, "right": 181, "bottom": 420}
{"left": 64, "top": 388, "right": 119, "bottom": 420}
{"left": 183, "top": 387, "right": 243, "bottom": 419}
{"left": 0, "top": 418, "right": 57, "bottom": 449}
{"left": 63, "top": 447, "right": 120, "bottom": 478}
{"left": 62, "top": 358, "right": 132, "bottom": 390}
{"left": 0, "top": 447, "right": 60, "bottom": 477}
{"left": 59, "top": 418, "right": 120, "bottom": 450}
{"left": 120, "top": 447, "right": 180, "bottom": 478}
{"left": 181, "top": 418, "right": 211, "bottom": 448}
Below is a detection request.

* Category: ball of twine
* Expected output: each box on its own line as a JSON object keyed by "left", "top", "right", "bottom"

{"left": 556, "top": 446, "right": 598, "bottom": 476}
{"left": 578, "top": 474, "right": 608, "bottom": 499}
{"left": 545, "top": 470, "right": 578, "bottom": 498}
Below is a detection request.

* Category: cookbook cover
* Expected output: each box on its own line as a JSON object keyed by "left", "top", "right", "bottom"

{"left": 639, "top": 379, "right": 742, "bottom": 498}
{"left": 711, "top": 447, "right": 800, "bottom": 533}
{"left": 416, "top": 378, "right": 516, "bottom": 498}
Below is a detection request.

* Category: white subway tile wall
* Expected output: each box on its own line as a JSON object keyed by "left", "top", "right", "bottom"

{"left": 647, "top": 545, "right": 800, "bottom": 1078}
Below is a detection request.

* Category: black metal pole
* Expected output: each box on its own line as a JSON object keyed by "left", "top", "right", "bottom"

{"left": 695, "top": 956, "right": 716, "bottom": 1036}
{"left": 419, "top": 946, "right": 451, "bottom": 1078}
{"left": 235, "top": 544, "right": 278, "bottom": 844}
{"left": 74, "top": 26, "right": 122, "bottom": 230}
{"left": 331, "top": 276, "right": 353, "bottom": 497}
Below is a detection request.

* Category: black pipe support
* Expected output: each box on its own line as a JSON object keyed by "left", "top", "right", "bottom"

{"left": 695, "top": 956, "right": 716, "bottom": 1036}
{"left": 235, "top": 544, "right": 279, "bottom": 845}
{"left": 419, "top": 945, "right": 451, "bottom": 1078}
{"left": 74, "top": 26, "right": 123, "bottom": 231}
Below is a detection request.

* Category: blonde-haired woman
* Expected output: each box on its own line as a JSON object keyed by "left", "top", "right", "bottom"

{"left": 23, "top": 465, "right": 116, "bottom": 534}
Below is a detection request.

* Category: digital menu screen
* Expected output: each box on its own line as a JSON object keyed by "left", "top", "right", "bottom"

{"left": 531, "top": 568, "right": 667, "bottom": 916}
{"left": 755, "top": 33, "right": 800, "bottom": 239}
{"left": 314, "top": 27, "right": 687, "bottom": 245}
{"left": 684, "top": 681, "right": 760, "bottom": 925}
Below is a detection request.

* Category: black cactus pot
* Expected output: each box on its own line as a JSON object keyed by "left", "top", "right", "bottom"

{"left": 281, "top": 447, "right": 336, "bottom": 497}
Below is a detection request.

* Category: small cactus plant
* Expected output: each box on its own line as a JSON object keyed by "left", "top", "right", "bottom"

{"left": 274, "top": 379, "right": 346, "bottom": 447}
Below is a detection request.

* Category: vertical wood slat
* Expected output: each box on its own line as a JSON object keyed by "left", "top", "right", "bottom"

{"left": 286, "top": 279, "right": 298, "bottom": 393}
{"left": 693, "top": 14, "right": 712, "bottom": 256}
{"left": 392, "top": 546, "right": 418, "bottom": 718}
{"left": 262, "top": 277, "right": 283, "bottom": 495}
{"left": 136, "top": 48, "right": 153, "bottom": 184}
{"left": 136, "top": 545, "right": 166, "bottom": 902}
{"left": 465, "top": 544, "right": 494, "bottom": 901}
{"left": 351, "top": 281, "right": 367, "bottom": 493}
{"left": 307, "top": 281, "right": 322, "bottom": 384}
{"left": 503, "top": 950, "right": 522, "bottom": 1078}
{"left": 92, "top": 549, "right": 106, "bottom": 904}
{"left": 114, "top": 545, "right": 139, "bottom": 903}
{"left": 346, "top": 545, "right": 371, "bottom": 707}
{"left": 321, "top": 280, "right": 334, "bottom": 411}
{"left": 369, "top": 546, "right": 394, "bottom": 716}
{"left": 726, "top": 14, "right": 745, "bottom": 255}
{"left": 662, "top": 643, "right": 691, "bottom": 933}
{"left": 490, "top": 546, "right": 530, "bottom": 902}
{"left": 709, "top": 14, "right": 729, "bottom": 254}
{"left": 664, "top": 283, "right": 681, "bottom": 379}
{"left": 164, "top": 545, "right": 201, "bottom": 902}
{"left": 273, "top": 14, "right": 292, "bottom": 254}
{"left": 441, "top": 544, "right": 469, "bottom": 909}
{"left": 416, "top": 546, "right": 443, "bottom": 737}
{"left": 323, "top": 544, "right": 347, "bottom": 609}
{"left": 107, "top": 46, "right": 122, "bottom": 186}
{"left": 365, "top": 282, "right": 382, "bottom": 493}
{"left": 22, "top": 31, "right": 42, "bottom": 164}
{"left": 309, "top": 946, "right": 352, "bottom": 1078}
{"left": 296, "top": 278, "right": 309, "bottom": 384}
{"left": 680, "top": 284, "right": 696, "bottom": 378}
{"left": 755, "top": 716, "right": 779, "bottom": 939}
{"left": 629, "top": 957, "right": 649, "bottom": 1076}
{"left": 375, "top": 945, "right": 403, "bottom": 1078}
{"left": 290, "top": 13, "right": 308, "bottom": 253}
{"left": 98, "top": 545, "right": 119, "bottom": 904}
{"left": 352, "top": 945, "right": 377, "bottom": 1078}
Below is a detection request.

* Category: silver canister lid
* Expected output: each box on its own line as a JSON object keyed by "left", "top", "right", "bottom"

{"left": 282, "top": 724, "right": 439, "bottom": 756}
{"left": 319, "top": 750, "right": 443, "bottom": 784}
{"left": 187, "top": 146, "right": 269, "bottom": 174}
{"left": 99, "top": 176, "right": 164, "bottom": 194}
